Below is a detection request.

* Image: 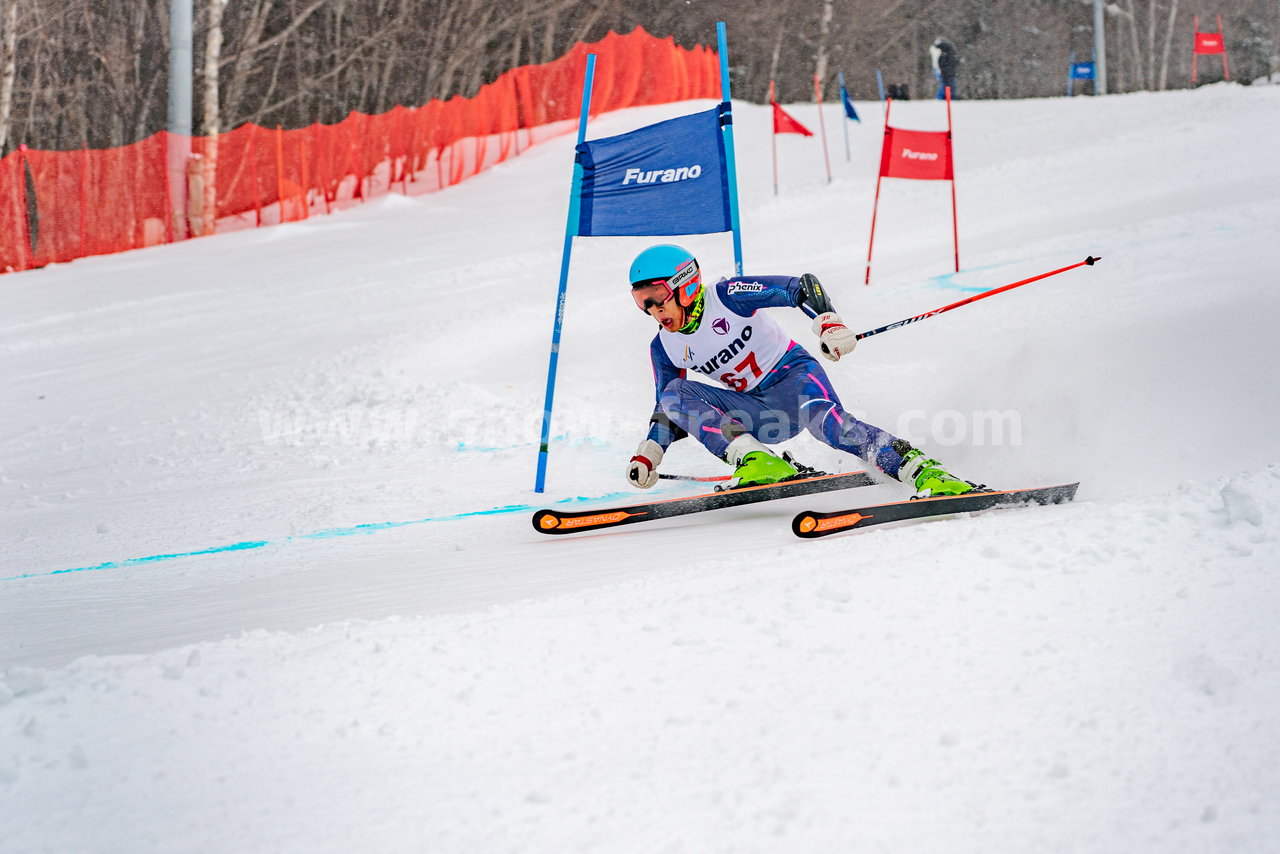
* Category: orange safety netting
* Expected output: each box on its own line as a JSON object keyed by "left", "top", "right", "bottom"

{"left": 0, "top": 27, "right": 720, "bottom": 273}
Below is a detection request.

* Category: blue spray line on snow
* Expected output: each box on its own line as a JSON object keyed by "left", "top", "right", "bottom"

{"left": 2, "top": 491, "right": 635, "bottom": 582}
{"left": 927, "top": 250, "right": 1114, "bottom": 293}
{"left": 927, "top": 258, "right": 1026, "bottom": 292}
{"left": 928, "top": 273, "right": 997, "bottom": 293}
{"left": 455, "top": 435, "right": 611, "bottom": 454}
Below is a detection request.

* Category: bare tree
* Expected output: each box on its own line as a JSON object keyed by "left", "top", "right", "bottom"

{"left": 1158, "top": 0, "right": 1181, "bottom": 90}
{"left": 1115, "top": 0, "right": 1186, "bottom": 91}
{"left": 3, "top": 0, "right": 1279, "bottom": 156}
{"left": 815, "top": 0, "right": 834, "bottom": 86}
{"left": 199, "top": 0, "right": 223, "bottom": 236}
{"left": 0, "top": 1, "right": 18, "bottom": 154}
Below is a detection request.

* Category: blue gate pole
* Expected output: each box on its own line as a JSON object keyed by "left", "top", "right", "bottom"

{"left": 1067, "top": 50, "right": 1076, "bottom": 96}
{"left": 716, "top": 22, "right": 744, "bottom": 276}
{"left": 875, "top": 69, "right": 886, "bottom": 103}
{"left": 838, "top": 71, "right": 851, "bottom": 162}
{"left": 534, "top": 53, "right": 596, "bottom": 493}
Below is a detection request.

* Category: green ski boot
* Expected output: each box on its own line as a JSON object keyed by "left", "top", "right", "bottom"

{"left": 897, "top": 443, "right": 978, "bottom": 498}
{"left": 725, "top": 434, "right": 798, "bottom": 488}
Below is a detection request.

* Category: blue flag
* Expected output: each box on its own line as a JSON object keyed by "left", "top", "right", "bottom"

{"left": 841, "top": 86, "right": 860, "bottom": 122}
{"left": 1071, "top": 61, "right": 1096, "bottom": 80}
{"left": 575, "top": 106, "right": 731, "bottom": 237}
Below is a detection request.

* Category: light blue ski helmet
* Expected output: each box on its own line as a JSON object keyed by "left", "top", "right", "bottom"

{"left": 629, "top": 244, "right": 702, "bottom": 308}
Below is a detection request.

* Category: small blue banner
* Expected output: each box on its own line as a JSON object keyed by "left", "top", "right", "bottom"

{"left": 575, "top": 106, "right": 731, "bottom": 237}
{"left": 841, "top": 86, "right": 861, "bottom": 122}
{"left": 1071, "top": 61, "right": 1096, "bottom": 80}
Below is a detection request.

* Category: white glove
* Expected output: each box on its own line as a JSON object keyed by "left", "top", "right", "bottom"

{"left": 626, "top": 439, "right": 664, "bottom": 489}
{"left": 812, "top": 312, "right": 858, "bottom": 362}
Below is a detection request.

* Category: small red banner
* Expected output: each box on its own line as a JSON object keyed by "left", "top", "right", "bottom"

{"left": 772, "top": 102, "right": 813, "bottom": 136}
{"left": 879, "top": 127, "right": 952, "bottom": 181}
{"left": 1194, "top": 32, "right": 1225, "bottom": 54}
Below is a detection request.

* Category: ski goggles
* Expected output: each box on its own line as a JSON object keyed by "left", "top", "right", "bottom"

{"left": 630, "top": 263, "right": 699, "bottom": 313}
{"left": 631, "top": 280, "right": 676, "bottom": 313}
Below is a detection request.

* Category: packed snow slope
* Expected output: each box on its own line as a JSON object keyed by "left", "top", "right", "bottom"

{"left": 3, "top": 84, "right": 1280, "bottom": 853}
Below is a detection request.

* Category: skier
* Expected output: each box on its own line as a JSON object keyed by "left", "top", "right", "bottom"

{"left": 930, "top": 37, "right": 959, "bottom": 99}
{"left": 623, "top": 244, "right": 978, "bottom": 494}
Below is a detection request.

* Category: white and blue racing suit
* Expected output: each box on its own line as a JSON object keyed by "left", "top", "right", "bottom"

{"left": 644, "top": 276, "right": 907, "bottom": 478}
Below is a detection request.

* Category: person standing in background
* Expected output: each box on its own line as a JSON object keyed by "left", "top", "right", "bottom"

{"left": 930, "top": 37, "right": 959, "bottom": 98}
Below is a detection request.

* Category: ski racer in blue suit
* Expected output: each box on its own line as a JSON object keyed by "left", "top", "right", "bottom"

{"left": 624, "top": 244, "right": 977, "bottom": 493}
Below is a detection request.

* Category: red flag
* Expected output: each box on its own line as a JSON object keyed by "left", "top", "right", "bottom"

{"left": 1194, "top": 31, "right": 1225, "bottom": 54}
{"left": 772, "top": 101, "right": 813, "bottom": 136}
{"left": 879, "top": 127, "right": 952, "bottom": 181}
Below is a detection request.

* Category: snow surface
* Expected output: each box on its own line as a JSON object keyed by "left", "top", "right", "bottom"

{"left": 3, "top": 84, "right": 1280, "bottom": 852}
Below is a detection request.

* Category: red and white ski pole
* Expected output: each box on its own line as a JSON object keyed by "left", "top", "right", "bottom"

{"left": 856, "top": 256, "right": 1101, "bottom": 341}
{"left": 659, "top": 472, "right": 732, "bottom": 483}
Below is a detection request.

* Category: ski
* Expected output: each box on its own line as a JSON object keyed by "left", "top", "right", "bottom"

{"left": 792, "top": 482, "right": 1080, "bottom": 538}
{"left": 533, "top": 470, "right": 878, "bottom": 535}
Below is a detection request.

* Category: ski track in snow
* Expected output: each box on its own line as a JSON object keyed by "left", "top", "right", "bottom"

{"left": 2, "top": 85, "right": 1280, "bottom": 852}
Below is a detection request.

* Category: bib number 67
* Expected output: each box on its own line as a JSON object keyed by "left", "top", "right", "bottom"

{"left": 719, "top": 352, "right": 762, "bottom": 392}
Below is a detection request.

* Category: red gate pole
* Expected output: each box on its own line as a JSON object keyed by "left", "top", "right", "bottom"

{"left": 275, "top": 124, "right": 286, "bottom": 223}
{"left": 249, "top": 123, "right": 262, "bottom": 225}
{"left": 161, "top": 135, "right": 175, "bottom": 242}
{"left": 248, "top": 124, "right": 262, "bottom": 226}
{"left": 946, "top": 86, "right": 959, "bottom": 273}
{"left": 16, "top": 144, "right": 32, "bottom": 270}
{"left": 864, "top": 99, "right": 892, "bottom": 285}
{"left": 299, "top": 136, "right": 310, "bottom": 219}
{"left": 1192, "top": 16, "right": 1199, "bottom": 85}
{"left": 360, "top": 112, "right": 371, "bottom": 199}
{"left": 1219, "top": 15, "right": 1230, "bottom": 81}
{"left": 318, "top": 126, "right": 332, "bottom": 214}
{"left": 399, "top": 107, "right": 411, "bottom": 194}
{"left": 80, "top": 143, "right": 89, "bottom": 254}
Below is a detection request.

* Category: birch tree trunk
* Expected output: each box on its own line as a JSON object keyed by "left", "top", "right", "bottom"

{"left": 767, "top": 27, "right": 784, "bottom": 100}
{"left": 1146, "top": 0, "right": 1158, "bottom": 93}
{"left": 1123, "top": 0, "right": 1146, "bottom": 90}
{"left": 815, "top": 0, "right": 833, "bottom": 86}
{"left": 1157, "top": 0, "right": 1180, "bottom": 90}
{"left": 0, "top": 1, "right": 17, "bottom": 154}
{"left": 201, "top": 0, "right": 223, "bottom": 236}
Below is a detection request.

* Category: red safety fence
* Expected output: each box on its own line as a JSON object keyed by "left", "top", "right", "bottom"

{"left": 0, "top": 27, "right": 720, "bottom": 274}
